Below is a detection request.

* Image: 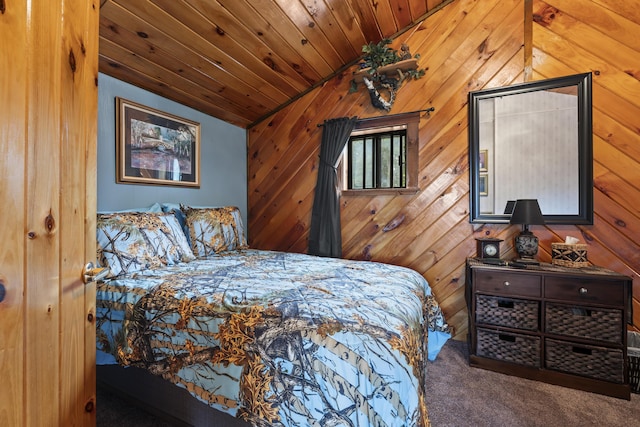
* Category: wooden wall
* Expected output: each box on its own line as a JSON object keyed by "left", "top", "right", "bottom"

{"left": 247, "top": 0, "right": 640, "bottom": 340}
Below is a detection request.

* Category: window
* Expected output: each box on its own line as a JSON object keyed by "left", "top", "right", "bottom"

{"left": 340, "top": 112, "right": 420, "bottom": 195}
{"left": 348, "top": 127, "right": 407, "bottom": 189}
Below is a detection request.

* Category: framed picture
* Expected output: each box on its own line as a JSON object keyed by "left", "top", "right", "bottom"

{"left": 116, "top": 97, "right": 200, "bottom": 187}
{"left": 479, "top": 173, "right": 488, "bottom": 196}
{"left": 479, "top": 149, "right": 488, "bottom": 172}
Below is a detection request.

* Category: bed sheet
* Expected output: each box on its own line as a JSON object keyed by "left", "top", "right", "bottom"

{"left": 96, "top": 249, "right": 450, "bottom": 426}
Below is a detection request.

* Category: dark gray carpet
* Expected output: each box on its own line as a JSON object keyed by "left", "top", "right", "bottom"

{"left": 97, "top": 339, "right": 640, "bottom": 426}
{"left": 424, "top": 340, "right": 639, "bottom": 427}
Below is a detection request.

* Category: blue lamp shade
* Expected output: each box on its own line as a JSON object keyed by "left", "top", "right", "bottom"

{"left": 509, "top": 199, "right": 545, "bottom": 263}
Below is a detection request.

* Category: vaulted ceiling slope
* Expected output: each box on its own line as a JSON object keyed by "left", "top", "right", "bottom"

{"left": 99, "top": 0, "right": 451, "bottom": 128}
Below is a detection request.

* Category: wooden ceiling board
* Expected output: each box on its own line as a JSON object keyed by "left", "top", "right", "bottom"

{"left": 370, "top": 0, "right": 402, "bottom": 36}
{"left": 98, "top": 45, "right": 265, "bottom": 128}
{"left": 183, "top": 0, "right": 324, "bottom": 87}
{"left": 295, "top": 0, "right": 362, "bottom": 60}
{"left": 409, "top": 0, "right": 429, "bottom": 18}
{"left": 322, "top": 0, "right": 369, "bottom": 52}
{"left": 98, "top": 17, "right": 274, "bottom": 120}
{"left": 215, "top": 0, "right": 333, "bottom": 79}
{"left": 272, "top": 0, "right": 352, "bottom": 68}
{"left": 98, "top": 53, "right": 253, "bottom": 127}
{"left": 155, "top": 0, "right": 311, "bottom": 94}
{"left": 111, "top": 0, "right": 293, "bottom": 103}
{"left": 99, "top": 3, "right": 282, "bottom": 120}
{"left": 99, "top": 0, "right": 451, "bottom": 128}
{"left": 392, "top": 0, "right": 415, "bottom": 28}
{"left": 347, "top": 0, "right": 385, "bottom": 42}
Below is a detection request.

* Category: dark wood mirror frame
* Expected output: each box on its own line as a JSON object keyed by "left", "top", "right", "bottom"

{"left": 468, "top": 73, "right": 593, "bottom": 224}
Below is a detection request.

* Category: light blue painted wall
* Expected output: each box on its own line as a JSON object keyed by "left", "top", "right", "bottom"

{"left": 97, "top": 73, "right": 247, "bottom": 226}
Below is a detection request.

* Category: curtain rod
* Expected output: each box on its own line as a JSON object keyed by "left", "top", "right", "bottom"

{"left": 316, "top": 107, "right": 435, "bottom": 127}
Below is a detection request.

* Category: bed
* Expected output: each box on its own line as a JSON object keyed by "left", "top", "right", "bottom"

{"left": 95, "top": 204, "right": 451, "bottom": 427}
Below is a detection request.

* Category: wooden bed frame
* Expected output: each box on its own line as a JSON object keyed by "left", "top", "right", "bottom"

{"left": 97, "top": 365, "right": 251, "bottom": 427}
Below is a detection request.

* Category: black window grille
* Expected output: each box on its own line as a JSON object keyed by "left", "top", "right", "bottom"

{"left": 347, "top": 129, "right": 407, "bottom": 190}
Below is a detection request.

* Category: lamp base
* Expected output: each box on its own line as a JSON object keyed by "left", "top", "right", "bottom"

{"left": 514, "top": 231, "right": 539, "bottom": 262}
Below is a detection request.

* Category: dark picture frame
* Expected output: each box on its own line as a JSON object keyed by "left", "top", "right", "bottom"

{"left": 479, "top": 149, "right": 488, "bottom": 172}
{"left": 116, "top": 97, "right": 200, "bottom": 188}
{"left": 479, "top": 174, "right": 488, "bottom": 196}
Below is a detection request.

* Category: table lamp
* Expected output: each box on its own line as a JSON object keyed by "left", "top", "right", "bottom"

{"left": 510, "top": 199, "right": 545, "bottom": 264}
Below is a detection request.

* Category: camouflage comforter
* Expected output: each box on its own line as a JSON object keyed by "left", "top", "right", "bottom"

{"left": 96, "top": 249, "right": 450, "bottom": 427}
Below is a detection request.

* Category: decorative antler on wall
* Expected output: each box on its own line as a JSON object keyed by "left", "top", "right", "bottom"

{"left": 350, "top": 39, "right": 426, "bottom": 111}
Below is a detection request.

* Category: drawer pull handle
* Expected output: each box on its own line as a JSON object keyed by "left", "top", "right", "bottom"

{"left": 503, "top": 281, "right": 510, "bottom": 287}
{"left": 498, "top": 300, "right": 514, "bottom": 309}
{"left": 579, "top": 287, "right": 588, "bottom": 295}
{"left": 571, "top": 307, "right": 592, "bottom": 317}
{"left": 572, "top": 346, "right": 592, "bottom": 356}
{"left": 498, "top": 334, "right": 516, "bottom": 342}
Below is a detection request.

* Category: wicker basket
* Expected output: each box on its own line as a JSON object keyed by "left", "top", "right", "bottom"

{"left": 476, "top": 295, "right": 539, "bottom": 331}
{"left": 551, "top": 243, "right": 589, "bottom": 268}
{"left": 545, "top": 338, "right": 624, "bottom": 383}
{"left": 477, "top": 328, "right": 541, "bottom": 367}
{"left": 629, "top": 331, "right": 640, "bottom": 394}
{"left": 545, "top": 303, "right": 623, "bottom": 345}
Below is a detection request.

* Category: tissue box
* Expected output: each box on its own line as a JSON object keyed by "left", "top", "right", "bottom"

{"left": 551, "top": 243, "right": 589, "bottom": 268}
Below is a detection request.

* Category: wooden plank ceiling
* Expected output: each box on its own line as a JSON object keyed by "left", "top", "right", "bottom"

{"left": 99, "top": 0, "right": 450, "bottom": 128}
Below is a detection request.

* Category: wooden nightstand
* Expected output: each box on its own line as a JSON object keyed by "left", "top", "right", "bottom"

{"left": 466, "top": 258, "right": 632, "bottom": 399}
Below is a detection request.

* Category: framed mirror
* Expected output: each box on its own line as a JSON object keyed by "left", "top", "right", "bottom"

{"left": 469, "top": 73, "right": 593, "bottom": 224}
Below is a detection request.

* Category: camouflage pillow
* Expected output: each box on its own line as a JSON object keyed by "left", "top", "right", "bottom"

{"left": 97, "top": 211, "right": 195, "bottom": 277}
{"left": 181, "top": 206, "right": 248, "bottom": 257}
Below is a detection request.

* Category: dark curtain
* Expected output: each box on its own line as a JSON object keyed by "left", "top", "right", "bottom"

{"left": 308, "top": 116, "right": 358, "bottom": 258}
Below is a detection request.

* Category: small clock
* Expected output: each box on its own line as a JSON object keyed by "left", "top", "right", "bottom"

{"left": 476, "top": 238, "right": 503, "bottom": 259}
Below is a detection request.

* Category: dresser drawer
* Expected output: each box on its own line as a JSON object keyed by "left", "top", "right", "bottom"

{"left": 545, "top": 338, "right": 624, "bottom": 383}
{"left": 477, "top": 328, "right": 541, "bottom": 367}
{"left": 475, "top": 271, "right": 541, "bottom": 298}
{"left": 544, "top": 277, "right": 625, "bottom": 306}
{"left": 545, "top": 303, "right": 623, "bottom": 344}
{"left": 476, "top": 295, "right": 539, "bottom": 331}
